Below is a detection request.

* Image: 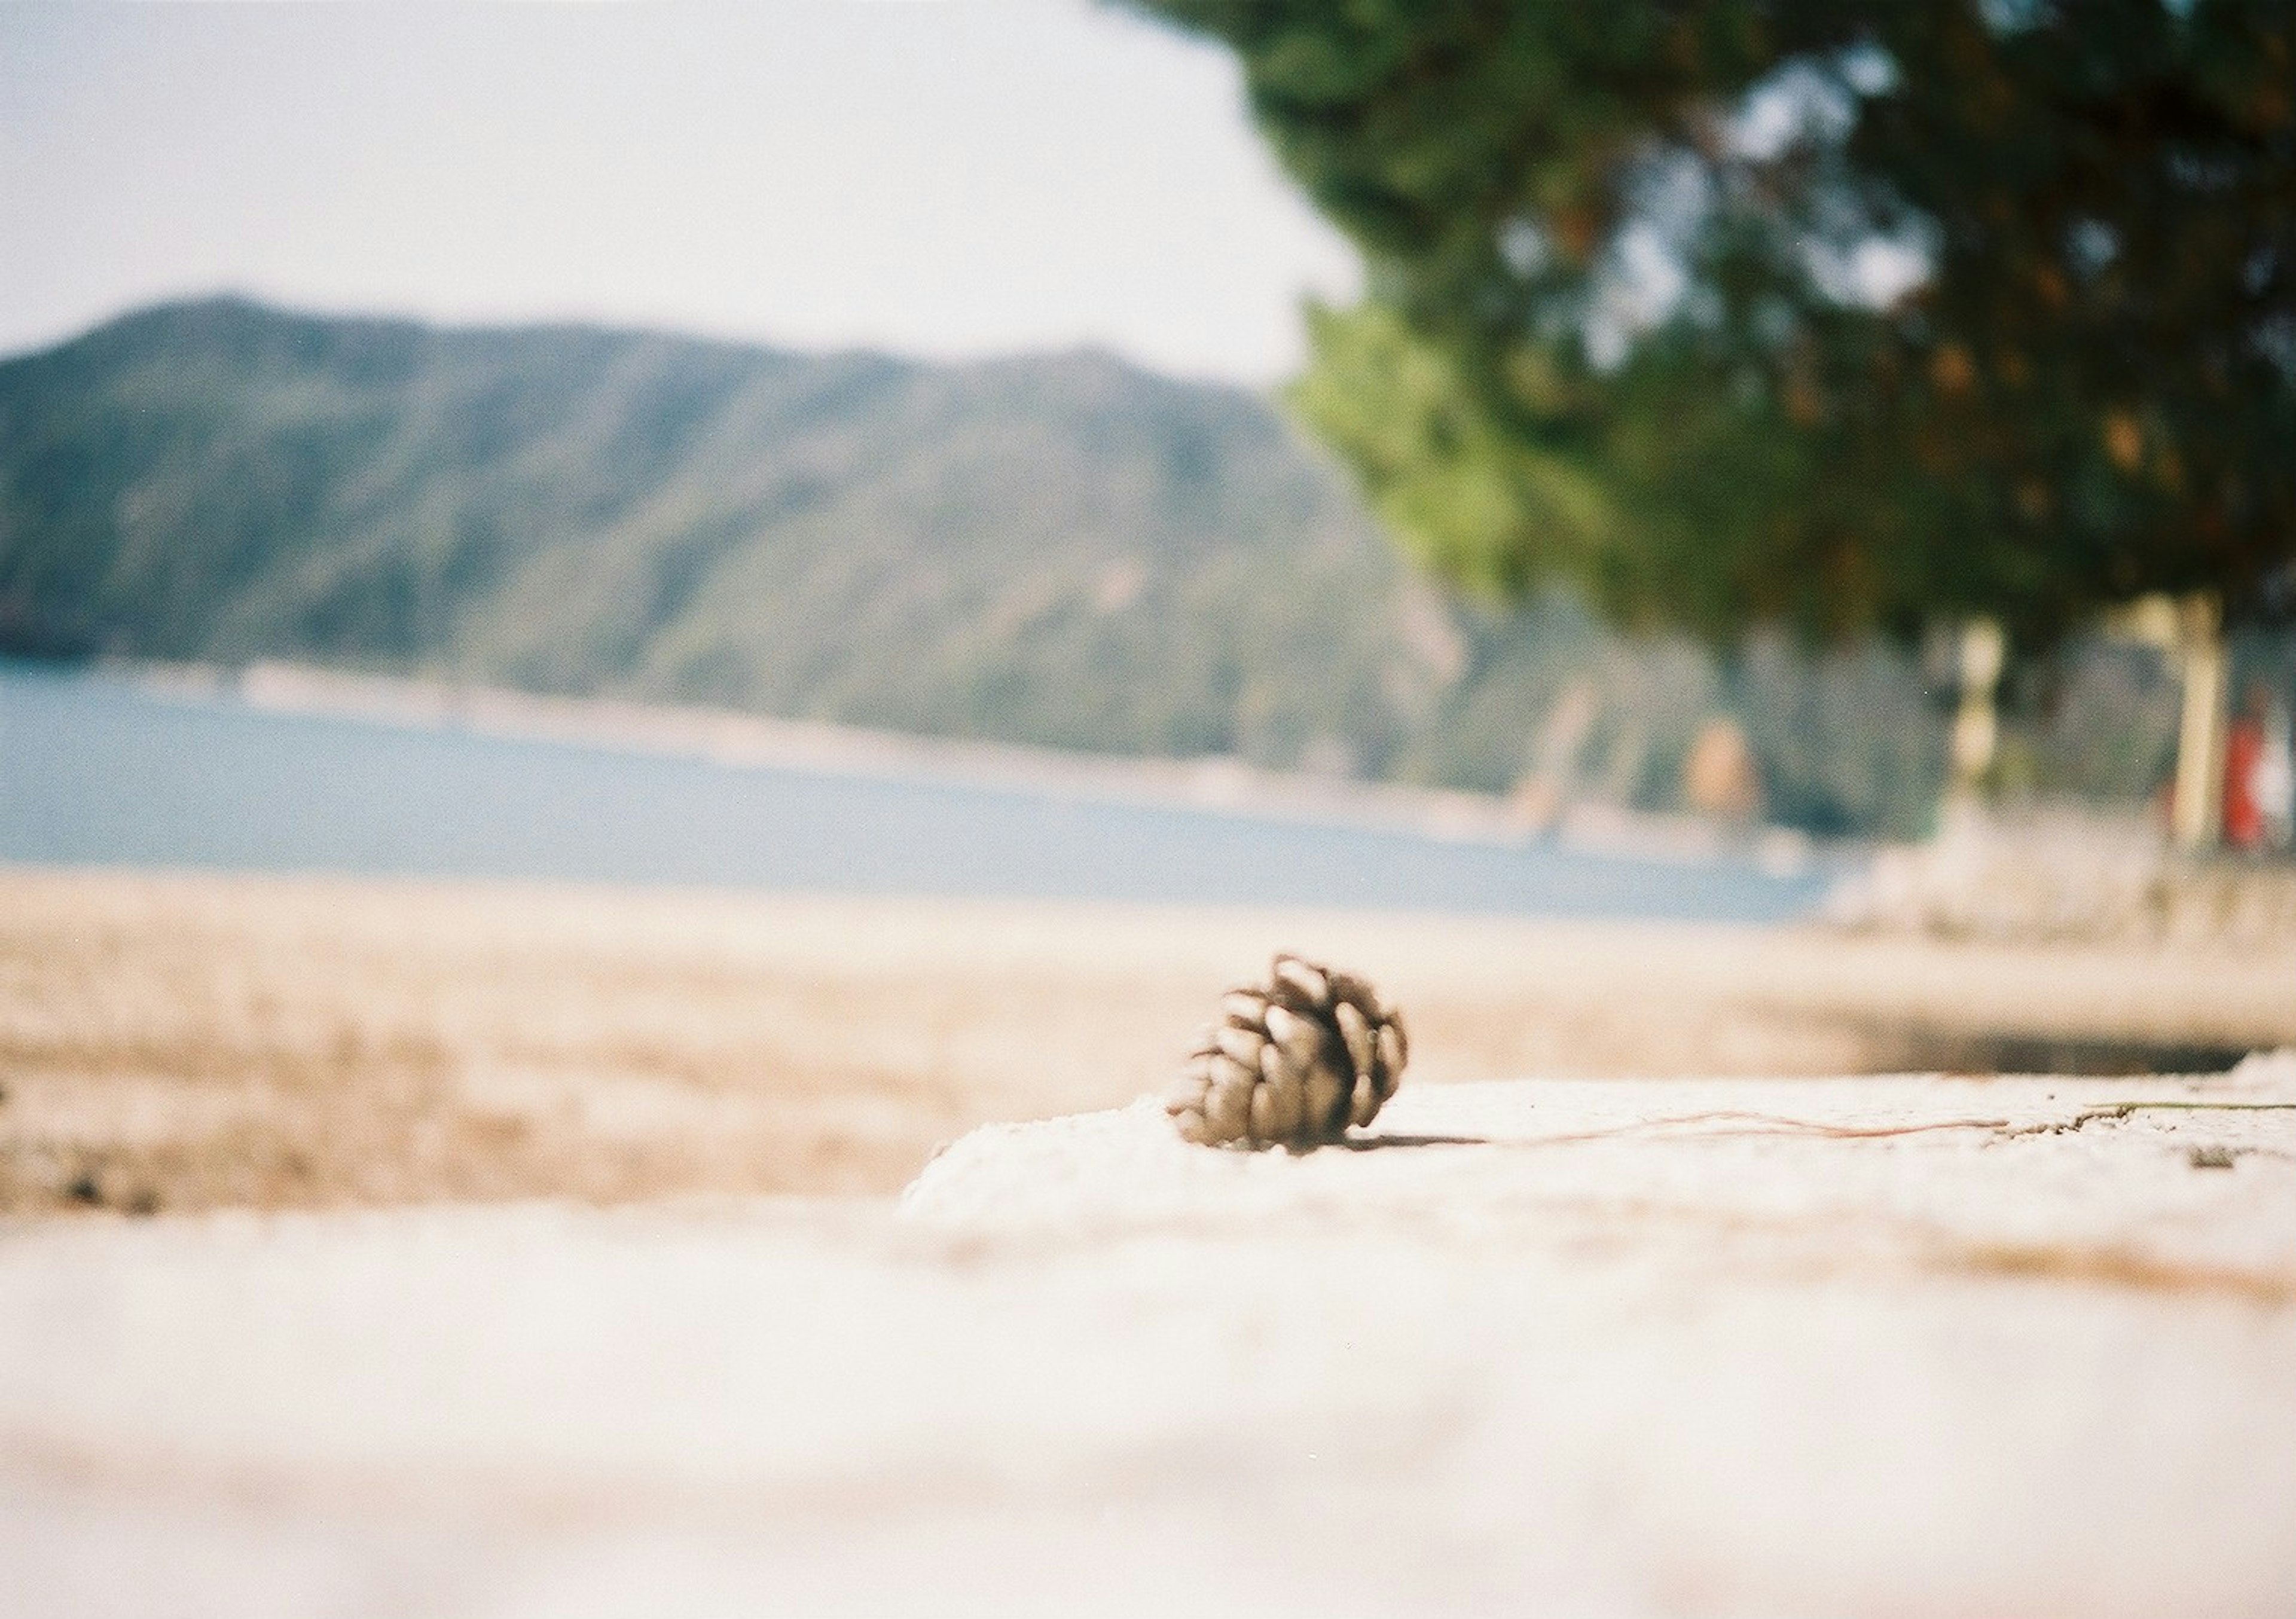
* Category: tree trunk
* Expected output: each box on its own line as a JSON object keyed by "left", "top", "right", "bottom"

{"left": 2170, "top": 592, "right": 2227, "bottom": 851}
{"left": 1947, "top": 618, "right": 2005, "bottom": 804}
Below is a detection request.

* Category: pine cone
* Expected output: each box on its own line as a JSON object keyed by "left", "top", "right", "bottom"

{"left": 1165, "top": 954, "right": 1408, "bottom": 1149}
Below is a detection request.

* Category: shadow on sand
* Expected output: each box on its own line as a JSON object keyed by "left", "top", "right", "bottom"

{"left": 1337, "top": 1132, "right": 1491, "bottom": 1150}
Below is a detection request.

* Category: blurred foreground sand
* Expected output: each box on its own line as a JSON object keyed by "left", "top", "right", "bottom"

{"left": 3, "top": 1065, "right": 2291, "bottom": 1617}
{"left": 5, "top": 864, "right": 2294, "bottom": 1214}
{"left": 5, "top": 865, "right": 2295, "bottom": 1617}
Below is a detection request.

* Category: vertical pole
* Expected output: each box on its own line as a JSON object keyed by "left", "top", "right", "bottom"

{"left": 1948, "top": 617, "right": 2005, "bottom": 804}
{"left": 2171, "top": 591, "right": 2227, "bottom": 850}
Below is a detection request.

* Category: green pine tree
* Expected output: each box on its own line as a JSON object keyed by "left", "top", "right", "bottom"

{"left": 1125, "top": 0, "right": 2296, "bottom": 651}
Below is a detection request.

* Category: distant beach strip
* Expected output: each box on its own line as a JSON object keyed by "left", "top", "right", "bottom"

{"left": 1, "top": 659, "right": 1833, "bottom": 921}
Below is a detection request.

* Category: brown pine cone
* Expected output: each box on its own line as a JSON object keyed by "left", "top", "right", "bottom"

{"left": 1165, "top": 954, "right": 1407, "bottom": 1149}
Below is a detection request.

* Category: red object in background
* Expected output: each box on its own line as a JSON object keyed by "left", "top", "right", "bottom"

{"left": 2223, "top": 717, "right": 2266, "bottom": 848}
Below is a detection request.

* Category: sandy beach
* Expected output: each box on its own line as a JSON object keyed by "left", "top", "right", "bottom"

{"left": 5, "top": 863, "right": 2293, "bottom": 1214}
{"left": 5, "top": 864, "right": 2295, "bottom": 1616}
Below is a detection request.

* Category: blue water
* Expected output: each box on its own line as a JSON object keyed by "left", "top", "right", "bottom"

{"left": 0, "top": 661, "right": 1828, "bottom": 921}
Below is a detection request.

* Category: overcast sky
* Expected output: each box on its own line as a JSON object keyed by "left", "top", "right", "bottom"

{"left": 0, "top": 2, "right": 1360, "bottom": 384}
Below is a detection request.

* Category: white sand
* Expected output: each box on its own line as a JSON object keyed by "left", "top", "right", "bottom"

{"left": 5, "top": 1054, "right": 2293, "bottom": 1618}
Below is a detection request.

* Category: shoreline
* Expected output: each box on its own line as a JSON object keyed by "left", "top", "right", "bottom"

{"left": 106, "top": 655, "right": 1823, "bottom": 872}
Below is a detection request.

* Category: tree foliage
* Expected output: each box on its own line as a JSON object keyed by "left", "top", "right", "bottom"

{"left": 1127, "top": 0, "right": 2296, "bottom": 647}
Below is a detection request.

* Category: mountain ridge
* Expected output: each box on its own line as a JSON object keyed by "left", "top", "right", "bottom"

{"left": 1, "top": 297, "right": 1971, "bottom": 833}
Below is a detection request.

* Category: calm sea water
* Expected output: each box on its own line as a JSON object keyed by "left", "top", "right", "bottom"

{"left": 0, "top": 661, "right": 1829, "bottom": 921}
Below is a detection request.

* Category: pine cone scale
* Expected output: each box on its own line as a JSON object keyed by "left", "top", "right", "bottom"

{"left": 1333, "top": 999, "right": 1375, "bottom": 1088}
{"left": 1375, "top": 1022, "right": 1405, "bottom": 1097}
{"left": 1215, "top": 1024, "right": 1266, "bottom": 1068}
{"left": 1201, "top": 1059, "right": 1253, "bottom": 1143}
{"left": 1259, "top": 1050, "right": 1306, "bottom": 1139}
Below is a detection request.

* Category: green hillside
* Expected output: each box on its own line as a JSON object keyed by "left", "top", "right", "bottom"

{"left": 0, "top": 300, "right": 1421, "bottom": 764}
{"left": 1, "top": 297, "right": 2160, "bottom": 836}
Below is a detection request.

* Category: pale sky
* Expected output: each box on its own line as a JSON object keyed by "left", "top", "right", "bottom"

{"left": 0, "top": 2, "right": 1361, "bottom": 384}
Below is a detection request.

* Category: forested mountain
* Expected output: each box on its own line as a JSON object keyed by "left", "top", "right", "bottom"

{"left": 0, "top": 298, "right": 2176, "bottom": 836}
